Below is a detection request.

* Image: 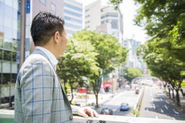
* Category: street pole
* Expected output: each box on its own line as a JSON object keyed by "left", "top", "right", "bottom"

{"left": 20, "top": 0, "right": 26, "bottom": 69}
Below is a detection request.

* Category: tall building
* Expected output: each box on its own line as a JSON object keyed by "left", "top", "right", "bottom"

{"left": 0, "top": 0, "right": 65, "bottom": 103}
{"left": 84, "top": 1, "right": 124, "bottom": 45}
{"left": 84, "top": 0, "right": 101, "bottom": 31}
{"left": 84, "top": 0, "right": 124, "bottom": 91}
{"left": 0, "top": 0, "right": 21, "bottom": 84}
{"left": 64, "top": 0, "right": 83, "bottom": 37}
{"left": 99, "top": 5, "right": 123, "bottom": 44}
{"left": 30, "top": 0, "right": 64, "bottom": 52}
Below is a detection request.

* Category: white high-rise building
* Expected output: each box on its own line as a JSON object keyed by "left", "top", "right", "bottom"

{"left": 84, "top": 0, "right": 123, "bottom": 44}
{"left": 84, "top": 0, "right": 101, "bottom": 31}
{"left": 64, "top": 0, "right": 83, "bottom": 37}
{"left": 84, "top": 0, "right": 124, "bottom": 90}
{"left": 100, "top": 6, "right": 124, "bottom": 44}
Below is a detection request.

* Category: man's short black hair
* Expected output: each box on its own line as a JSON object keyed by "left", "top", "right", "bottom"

{"left": 31, "top": 12, "right": 65, "bottom": 46}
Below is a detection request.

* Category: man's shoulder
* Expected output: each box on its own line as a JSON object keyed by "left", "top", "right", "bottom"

{"left": 19, "top": 54, "right": 51, "bottom": 72}
{"left": 25, "top": 54, "right": 49, "bottom": 64}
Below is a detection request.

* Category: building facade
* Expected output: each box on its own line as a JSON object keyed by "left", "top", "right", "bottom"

{"left": 84, "top": 0, "right": 101, "bottom": 31}
{"left": 0, "top": 0, "right": 21, "bottom": 84}
{"left": 63, "top": 0, "right": 83, "bottom": 37}
{"left": 30, "top": 0, "right": 64, "bottom": 52}
{"left": 84, "top": 0, "right": 124, "bottom": 92}
{"left": 0, "top": 0, "right": 65, "bottom": 103}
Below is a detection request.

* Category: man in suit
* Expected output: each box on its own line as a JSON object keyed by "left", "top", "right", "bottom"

{"left": 14, "top": 12, "right": 98, "bottom": 123}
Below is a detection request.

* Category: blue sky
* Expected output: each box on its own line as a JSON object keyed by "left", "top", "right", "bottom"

{"left": 75, "top": 0, "right": 147, "bottom": 44}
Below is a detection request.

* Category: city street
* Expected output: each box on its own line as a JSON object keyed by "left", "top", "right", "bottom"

{"left": 140, "top": 85, "right": 185, "bottom": 120}
{"left": 96, "top": 89, "right": 140, "bottom": 116}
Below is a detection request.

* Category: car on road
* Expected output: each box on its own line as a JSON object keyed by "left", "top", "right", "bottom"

{"left": 99, "top": 108, "right": 113, "bottom": 115}
{"left": 135, "top": 89, "right": 139, "bottom": 94}
{"left": 120, "top": 103, "right": 129, "bottom": 111}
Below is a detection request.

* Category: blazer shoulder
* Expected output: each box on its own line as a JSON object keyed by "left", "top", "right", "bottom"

{"left": 19, "top": 54, "right": 52, "bottom": 73}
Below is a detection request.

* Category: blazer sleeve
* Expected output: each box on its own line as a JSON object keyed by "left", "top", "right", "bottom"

{"left": 20, "top": 57, "right": 54, "bottom": 123}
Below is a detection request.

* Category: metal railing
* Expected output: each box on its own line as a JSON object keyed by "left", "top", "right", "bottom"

{"left": 0, "top": 109, "right": 184, "bottom": 123}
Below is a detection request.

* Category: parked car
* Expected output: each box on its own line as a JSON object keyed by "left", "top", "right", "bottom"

{"left": 99, "top": 108, "right": 113, "bottom": 115}
{"left": 120, "top": 103, "right": 129, "bottom": 111}
{"left": 135, "top": 89, "right": 139, "bottom": 94}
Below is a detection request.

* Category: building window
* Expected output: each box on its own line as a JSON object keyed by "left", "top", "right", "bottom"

{"left": 85, "top": 21, "right": 90, "bottom": 24}
{"left": 85, "top": 26, "right": 90, "bottom": 29}
{"left": 64, "top": 9, "right": 82, "bottom": 18}
{"left": 66, "top": 29, "right": 76, "bottom": 34}
{"left": 51, "top": 3, "right": 56, "bottom": 12}
{"left": 40, "top": 0, "right": 46, "bottom": 5}
{"left": 101, "top": 13, "right": 118, "bottom": 19}
{"left": 111, "top": 20, "right": 118, "bottom": 29}
{"left": 85, "top": 9, "right": 89, "bottom": 12}
{"left": 64, "top": 3, "right": 82, "bottom": 12}
{"left": 64, "top": 16, "right": 82, "bottom": 24}
{"left": 85, "top": 15, "right": 90, "bottom": 18}
{"left": 65, "top": 23, "right": 82, "bottom": 30}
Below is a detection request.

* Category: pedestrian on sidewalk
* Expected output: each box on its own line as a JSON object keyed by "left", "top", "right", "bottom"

{"left": 14, "top": 12, "right": 98, "bottom": 123}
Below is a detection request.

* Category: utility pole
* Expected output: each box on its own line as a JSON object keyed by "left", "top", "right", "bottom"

{"left": 19, "top": 0, "right": 26, "bottom": 69}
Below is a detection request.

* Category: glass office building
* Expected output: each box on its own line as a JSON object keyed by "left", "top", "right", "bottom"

{"left": 64, "top": 0, "right": 83, "bottom": 37}
{"left": 0, "top": 0, "right": 21, "bottom": 84}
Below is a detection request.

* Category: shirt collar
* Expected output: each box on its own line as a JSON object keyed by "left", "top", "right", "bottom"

{"left": 35, "top": 46, "right": 58, "bottom": 70}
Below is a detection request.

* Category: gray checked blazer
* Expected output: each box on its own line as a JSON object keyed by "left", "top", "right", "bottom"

{"left": 14, "top": 48, "right": 73, "bottom": 123}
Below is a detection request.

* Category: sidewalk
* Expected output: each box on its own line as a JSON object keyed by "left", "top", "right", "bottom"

{"left": 68, "top": 89, "right": 124, "bottom": 109}
{"left": 160, "top": 86, "right": 185, "bottom": 112}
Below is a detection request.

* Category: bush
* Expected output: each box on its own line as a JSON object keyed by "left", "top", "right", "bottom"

{"left": 77, "top": 95, "right": 89, "bottom": 98}
{"left": 130, "top": 109, "right": 140, "bottom": 117}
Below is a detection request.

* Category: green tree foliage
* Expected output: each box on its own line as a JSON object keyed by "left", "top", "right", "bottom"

{"left": 72, "top": 30, "right": 128, "bottom": 107}
{"left": 57, "top": 39, "right": 100, "bottom": 103}
{"left": 134, "top": 0, "right": 185, "bottom": 62}
{"left": 134, "top": 0, "right": 185, "bottom": 104}
{"left": 123, "top": 67, "right": 143, "bottom": 82}
{"left": 136, "top": 43, "right": 184, "bottom": 103}
{"left": 108, "top": 0, "right": 123, "bottom": 9}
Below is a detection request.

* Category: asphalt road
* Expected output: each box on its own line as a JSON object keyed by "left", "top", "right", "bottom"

{"left": 140, "top": 85, "right": 185, "bottom": 120}
{"left": 96, "top": 89, "right": 140, "bottom": 116}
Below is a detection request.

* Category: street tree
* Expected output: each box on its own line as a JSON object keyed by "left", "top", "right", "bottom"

{"left": 57, "top": 39, "right": 100, "bottom": 103}
{"left": 123, "top": 67, "right": 143, "bottom": 83}
{"left": 134, "top": 0, "right": 185, "bottom": 104}
{"left": 72, "top": 30, "right": 128, "bottom": 107}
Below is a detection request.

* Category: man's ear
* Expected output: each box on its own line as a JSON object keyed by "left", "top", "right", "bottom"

{"left": 53, "top": 31, "right": 60, "bottom": 44}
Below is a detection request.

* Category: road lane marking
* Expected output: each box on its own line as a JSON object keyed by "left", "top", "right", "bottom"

{"left": 156, "top": 116, "right": 158, "bottom": 119}
{"left": 152, "top": 104, "right": 155, "bottom": 109}
{"left": 173, "top": 109, "right": 179, "bottom": 114}
{"left": 160, "top": 98, "right": 163, "bottom": 101}
{"left": 164, "top": 105, "right": 168, "bottom": 110}
{"left": 152, "top": 98, "right": 153, "bottom": 101}
{"left": 161, "top": 109, "right": 163, "bottom": 113}
{"left": 166, "top": 101, "right": 170, "bottom": 104}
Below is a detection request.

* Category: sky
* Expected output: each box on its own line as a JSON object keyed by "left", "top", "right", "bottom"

{"left": 75, "top": 0, "right": 147, "bottom": 44}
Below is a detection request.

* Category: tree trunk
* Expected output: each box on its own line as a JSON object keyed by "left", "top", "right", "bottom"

{"left": 64, "top": 81, "right": 68, "bottom": 95}
{"left": 168, "top": 87, "right": 171, "bottom": 98}
{"left": 175, "top": 89, "right": 181, "bottom": 106}
{"left": 172, "top": 89, "right": 175, "bottom": 99}
{"left": 95, "top": 94, "right": 99, "bottom": 108}
{"left": 70, "top": 87, "right": 74, "bottom": 104}
{"left": 69, "top": 80, "right": 74, "bottom": 104}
